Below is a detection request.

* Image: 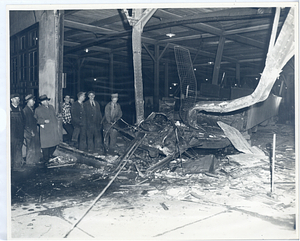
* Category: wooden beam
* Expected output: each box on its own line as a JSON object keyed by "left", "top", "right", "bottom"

{"left": 168, "top": 42, "right": 238, "bottom": 63}
{"left": 127, "top": 8, "right": 157, "bottom": 124}
{"left": 142, "top": 43, "right": 155, "bottom": 61}
{"left": 65, "top": 8, "right": 272, "bottom": 55}
{"left": 158, "top": 23, "right": 272, "bottom": 44}
{"left": 64, "top": 30, "right": 132, "bottom": 55}
{"left": 184, "top": 22, "right": 264, "bottom": 49}
{"left": 158, "top": 43, "right": 170, "bottom": 60}
{"left": 212, "top": 36, "right": 225, "bottom": 85}
{"left": 64, "top": 19, "right": 116, "bottom": 34}
{"left": 144, "top": 8, "right": 272, "bottom": 32}
{"left": 55, "top": 10, "right": 64, "bottom": 114}
{"left": 224, "top": 24, "right": 271, "bottom": 35}
{"left": 225, "top": 34, "right": 264, "bottom": 49}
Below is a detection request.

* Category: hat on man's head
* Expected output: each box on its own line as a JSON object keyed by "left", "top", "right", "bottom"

{"left": 39, "top": 94, "right": 50, "bottom": 102}
{"left": 10, "top": 93, "right": 20, "bottom": 99}
{"left": 87, "top": 91, "right": 95, "bottom": 96}
{"left": 111, "top": 93, "right": 118, "bottom": 99}
{"left": 25, "top": 94, "right": 35, "bottom": 102}
{"left": 77, "top": 91, "right": 86, "bottom": 99}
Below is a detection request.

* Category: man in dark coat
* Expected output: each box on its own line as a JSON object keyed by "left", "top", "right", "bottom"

{"left": 23, "top": 94, "right": 41, "bottom": 166}
{"left": 10, "top": 93, "right": 25, "bottom": 171}
{"left": 103, "top": 93, "right": 122, "bottom": 155}
{"left": 71, "top": 92, "right": 87, "bottom": 151}
{"left": 34, "top": 94, "right": 60, "bottom": 164}
{"left": 84, "top": 91, "right": 104, "bottom": 153}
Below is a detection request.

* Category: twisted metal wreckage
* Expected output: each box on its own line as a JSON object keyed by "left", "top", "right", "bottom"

{"left": 56, "top": 7, "right": 295, "bottom": 175}
{"left": 119, "top": 7, "right": 294, "bottom": 173}
{"left": 58, "top": 8, "right": 295, "bottom": 237}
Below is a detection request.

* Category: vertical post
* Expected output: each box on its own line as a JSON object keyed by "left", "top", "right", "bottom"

{"left": 164, "top": 60, "right": 169, "bottom": 97}
{"left": 236, "top": 62, "right": 240, "bottom": 87}
{"left": 126, "top": 8, "right": 157, "bottom": 125}
{"left": 153, "top": 44, "right": 160, "bottom": 111}
{"left": 54, "top": 10, "right": 64, "bottom": 114}
{"left": 212, "top": 36, "right": 225, "bottom": 85}
{"left": 72, "top": 67, "right": 76, "bottom": 98}
{"left": 132, "top": 17, "right": 144, "bottom": 124}
{"left": 109, "top": 52, "right": 114, "bottom": 94}
{"left": 77, "top": 59, "right": 81, "bottom": 93}
{"left": 271, "top": 133, "right": 276, "bottom": 193}
{"left": 38, "top": 11, "right": 58, "bottom": 108}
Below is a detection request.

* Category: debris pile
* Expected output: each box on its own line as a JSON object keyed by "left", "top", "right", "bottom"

{"left": 55, "top": 111, "right": 294, "bottom": 208}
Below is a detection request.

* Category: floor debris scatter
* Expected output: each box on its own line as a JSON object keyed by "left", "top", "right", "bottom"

{"left": 10, "top": 119, "right": 296, "bottom": 239}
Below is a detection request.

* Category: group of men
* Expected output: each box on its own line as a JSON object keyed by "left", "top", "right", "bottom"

{"left": 10, "top": 91, "right": 122, "bottom": 171}
{"left": 10, "top": 93, "right": 60, "bottom": 171}
{"left": 62, "top": 91, "right": 122, "bottom": 155}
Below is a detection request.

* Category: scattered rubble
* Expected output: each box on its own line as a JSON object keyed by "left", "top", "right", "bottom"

{"left": 11, "top": 110, "right": 296, "bottom": 238}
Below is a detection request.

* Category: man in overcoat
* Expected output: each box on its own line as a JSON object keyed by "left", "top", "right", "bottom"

{"left": 71, "top": 92, "right": 87, "bottom": 151}
{"left": 23, "top": 94, "right": 41, "bottom": 166}
{"left": 84, "top": 91, "right": 103, "bottom": 153}
{"left": 34, "top": 94, "right": 60, "bottom": 165}
{"left": 10, "top": 93, "right": 25, "bottom": 171}
{"left": 103, "top": 93, "right": 122, "bottom": 155}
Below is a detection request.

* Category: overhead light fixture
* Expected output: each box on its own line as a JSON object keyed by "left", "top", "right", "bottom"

{"left": 85, "top": 48, "right": 89, "bottom": 53}
{"left": 166, "top": 27, "right": 175, "bottom": 38}
{"left": 208, "top": 61, "right": 214, "bottom": 65}
{"left": 94, "top": 78, "right": 97, "bottom": 81}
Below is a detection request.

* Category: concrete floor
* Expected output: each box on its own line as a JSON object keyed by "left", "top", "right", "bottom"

{"left": 9, "top": 123, "right": 298, "bottom": 240}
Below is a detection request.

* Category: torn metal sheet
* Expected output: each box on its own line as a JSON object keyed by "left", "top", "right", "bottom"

{"left": 187, "top": 8, "right": 294, "bottom": 120}
{"left": 217, "top": 121, "right": 254, "bottom": 154}
{"left": 246, "top": 93, "right": 282, "bottom": 130}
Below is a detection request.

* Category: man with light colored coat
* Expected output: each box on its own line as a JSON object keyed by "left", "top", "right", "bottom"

{"left": 34, "top": 94, "right": 60, "bottom": 165}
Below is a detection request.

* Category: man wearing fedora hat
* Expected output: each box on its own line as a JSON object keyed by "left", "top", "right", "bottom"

{"left": 10, "top": 93, "right": 25, "bottom": 171}
{"left": 34, "top": 94, "right": 60, "bottom": 165}
{"left": 103, "top": 93, "right": 122, "bottom": 155}
{"left": 23, "top": 94, "right": 41, "bottom": 166}
{"left": 71, "top": 91, "right": 87, "bottom": 150}
{"left": 84, "top": 91, "right": 104, "bottom": 154}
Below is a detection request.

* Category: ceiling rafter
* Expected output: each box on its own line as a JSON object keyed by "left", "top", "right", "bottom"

{"left": 144, "top": 8, "right": 273, "bottom": 32}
